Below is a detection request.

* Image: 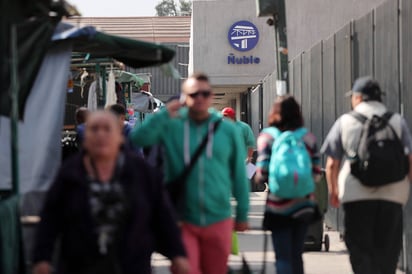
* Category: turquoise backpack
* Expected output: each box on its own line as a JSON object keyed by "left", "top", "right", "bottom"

{"left": 263, "top": 127, "right": 315, "bottom": 198}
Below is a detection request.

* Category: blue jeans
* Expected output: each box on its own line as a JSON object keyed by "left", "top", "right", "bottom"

{"left": 271, "top": 221, "right": 308, "bottom": 274}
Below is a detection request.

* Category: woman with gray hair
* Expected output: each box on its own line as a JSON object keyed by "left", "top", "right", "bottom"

{"left": 33, "top": 111, "right": 189, "bottom": 274}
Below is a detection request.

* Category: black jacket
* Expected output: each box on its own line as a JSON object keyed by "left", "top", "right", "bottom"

{"left": 33, "top": 151, "right": 185, "bottom": 274}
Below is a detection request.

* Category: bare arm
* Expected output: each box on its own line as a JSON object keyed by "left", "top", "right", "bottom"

{"left": 399, "top": 117, "right": 412, "bottom": 182}
{"left": 325, "top": 157, "right": 341, "bottom": 208}
{"left": 254, "top": 133, "right": 272, "bottom": 184}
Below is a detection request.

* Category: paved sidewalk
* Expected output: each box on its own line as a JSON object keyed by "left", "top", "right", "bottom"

{"left": 227, "top": 230, "right": 351, "bottom": 274}
{"left": 152, "top": 192, "right": 406, "bottom": 274}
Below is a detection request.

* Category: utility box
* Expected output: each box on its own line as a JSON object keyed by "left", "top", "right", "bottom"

{"left": 256, "top": 0, "right": 278, "bottom": 17}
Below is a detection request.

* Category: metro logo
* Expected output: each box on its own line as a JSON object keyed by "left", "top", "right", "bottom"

{"left": 228, "top": 20, "right": 259, "bottom": 52}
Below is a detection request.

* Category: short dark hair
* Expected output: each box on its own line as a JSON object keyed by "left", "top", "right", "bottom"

{"left": 351, "top": 76, "right": 383, "bottom": 102}
{"left": 189, "top": 72, "right": 209, "bottom": 82}
{"left": 75, "top": 107, "right": 89, "bottom": 125}
{"left": 108, "top": 104, "right": 126, "bottom": 117}
{"left": 269, "top": 95, "right": 304, "bottom": 131}
{"left": 166, "top": 95, "right": 180, "bottom": 103}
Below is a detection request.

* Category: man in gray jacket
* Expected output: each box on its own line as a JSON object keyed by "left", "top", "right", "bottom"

{"left": 321, "top": 77, "right": 412, "bottom": 274}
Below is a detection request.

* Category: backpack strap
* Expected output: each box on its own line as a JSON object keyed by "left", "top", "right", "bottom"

{"left": 349, "top": 111, "right": 368, "bottom": 124}
{"left": 351, "top": 110, "right": 397, "bottom": 133}
{"left": 270, "top": 128, "right": 308, "bottom": 152}
{"left": 262, "top": 127, "right": 287, "bottom": 152}
{"left": 262, "top": 127, "right": 282, "bottom": 139}
{"left": 381, "top": 112, "right": 401, "bottom": 140}
{"left": 262, "top": 127, "right": 308, "bottom": 143}
{"left": 350, "top": 111, "right": 394, "bottom": 124}
{"left": 293, "top": 127, "right": 308, "bottom": 139}
{"left": 382, "top": 111, "right": 394, "bottom": 122}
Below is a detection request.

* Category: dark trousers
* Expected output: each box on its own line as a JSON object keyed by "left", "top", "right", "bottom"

{"left": 343, "top": 200, "right": 403, "bottom": 274}
{"left": 271, "top": 220, "right": 308, "bottom": 274}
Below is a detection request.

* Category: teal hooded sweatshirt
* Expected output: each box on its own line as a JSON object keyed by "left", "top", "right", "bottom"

{"left": 130, "top": 107, "right": 250, "bottom": 226}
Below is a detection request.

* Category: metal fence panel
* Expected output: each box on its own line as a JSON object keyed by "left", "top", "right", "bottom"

{"left": 261, "top": 75, "right": 270, "bottom": 129}
{"left": 335, "top": 23, "right": 352, "bottom": 116}
{"left": 293, "top": 55, "right": 303, "bottom": 104}
{"left": 401, "top": 0, "right": 412, "bottom": 271}
{"left": 250, "top": 86, "right": 261, "bottom": 136}
{"left": 321, "top": 35, "right": 338, "bottom": 230}
{"left": 301, "top": 51, "right": 311, "bottom": 131}
{"left": 262, "top": 73, "right": 277, "bottom": 128}
{"left": 322, "top": 35, "right": 336, "bottom": 141}
{"left": 401, "top": 1, "right": 412, "bottom": 127}
{"left": 310, "top": 42, "right": 323, "bottom": 141}
{"left": 375, "top": 0, "right": 400, "bottom": 112}
{"left": 353, "top": 11, "right": 375, "bottom": 78}
{"left": 325, "top": 24, "right": 352, "bottom": 237}
{"left": 329, "top": 22, "right": 351, "bottom": 236}
{"left": 285, "top": 0, "right": 412, "bottom": 261}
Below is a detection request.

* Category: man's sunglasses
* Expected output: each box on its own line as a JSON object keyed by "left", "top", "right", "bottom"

{"left": 188, "top": 90, "right": 212, "bottom": 99}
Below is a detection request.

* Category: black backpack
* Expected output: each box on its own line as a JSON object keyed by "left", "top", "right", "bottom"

{"left": 349, "top": 111, "right": 409, "bottom": 187}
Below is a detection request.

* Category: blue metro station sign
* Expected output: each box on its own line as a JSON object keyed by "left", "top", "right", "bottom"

{"left": 228, "top": 20, "right": 259, "bottom": 52}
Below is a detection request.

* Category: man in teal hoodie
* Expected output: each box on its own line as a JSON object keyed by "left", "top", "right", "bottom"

{"left": 131, "top": 73, "right": 249, "bottom": 274}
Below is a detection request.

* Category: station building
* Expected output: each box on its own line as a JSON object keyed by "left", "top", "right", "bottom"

{"left": 67, "top": 3, "right": 277, "bottom": 135}
{"left": 189, "top": 0, "right": 276, "bottom": 135}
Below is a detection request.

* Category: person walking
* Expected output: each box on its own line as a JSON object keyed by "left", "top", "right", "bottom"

{"left": 32, "top": 111, "right": 189, "bottom": 274}
{"left": 108, "top": 103, "right": 143, "bottom": 157}
{"left": 221, "top": 107, "right": 256, "bottom": 163}
{"left": 108, "top": 104, "right": 133, "bottom": 137}
{"left": 75, "top": 106, "right": 89, "bottom": 145}
{"left": 130, "top": 73, "right": 250, "bottom": 274}
{"left": 255, "top": 95, "right": 321, "bottom": 274}
{"left": 321, "top": 77, "right": 412, "bottom": 274}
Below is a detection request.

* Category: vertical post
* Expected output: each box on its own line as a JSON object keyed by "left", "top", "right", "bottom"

{"left": 95, "top": 63, "right": 102, "bottom": 107}
{"left": 10, "top": 25, "right": 20, "bottom": 195}
{"left": 246, "top": 89, "right": 252, "bottom": 124}
{"left": 273, "top": 0, "right": 289, "bottom": 95}
{"left": 127, "top": 83, "right": 131, "bottom": 104}
{"left": 101, "top": 66, "right": 107, "bottom": 107}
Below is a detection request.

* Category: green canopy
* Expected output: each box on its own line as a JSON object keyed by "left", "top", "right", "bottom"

{"left": 115, "top": 71, "right": 147, "bottom": 88}
{"left": 67, "top": 31, "right": 175, "bottom": 69}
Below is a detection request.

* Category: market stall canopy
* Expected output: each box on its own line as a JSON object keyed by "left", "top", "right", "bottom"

{"left": 0, "top": 1, "right": 176, "bottom": 119}
{"left": 54, "top": 23, "right": 175, "bottom": 69}
{"left": 115, "top": 71, "right": 148, "bottom": 88}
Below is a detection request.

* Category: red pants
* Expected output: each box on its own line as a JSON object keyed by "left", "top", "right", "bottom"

{"left": 181, "top": 219, "right": 233, "bottom": 274}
